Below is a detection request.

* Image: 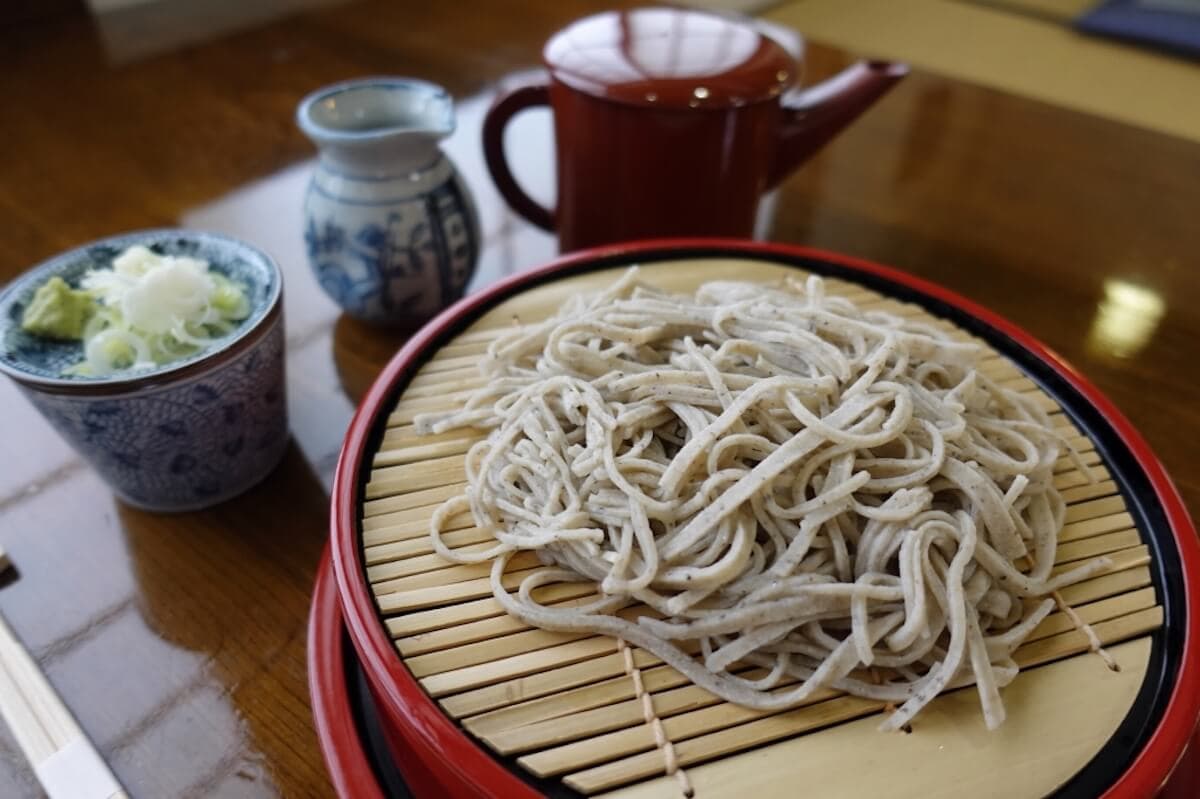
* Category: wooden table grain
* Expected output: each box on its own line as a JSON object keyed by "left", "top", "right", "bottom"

{"left": 0, "top": 1, "right": 1196, "bottom": 797}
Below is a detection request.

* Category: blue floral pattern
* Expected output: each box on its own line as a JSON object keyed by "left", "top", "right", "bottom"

{"left": 303, "top": 158, "right": 479, "bottom": 325}
{"left": 22, "top": 319, "right": 288, "bottom": 511}
{"left": 0, "top": 229, "right": 288, "bottom": 512}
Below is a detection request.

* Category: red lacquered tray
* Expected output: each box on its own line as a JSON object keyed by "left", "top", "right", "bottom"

{"left": 309, "top": 549, "right": 388, "bottom": 799}
{"left": 326, "top": 240, "right": 1200, "bottom": 798}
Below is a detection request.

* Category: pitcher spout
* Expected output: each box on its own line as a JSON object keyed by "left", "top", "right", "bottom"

{"left": 767, "top": 61, "right": 908, "bottom": 189}
{"left": 296, "top": 78, "right": 455, "bottom": 175}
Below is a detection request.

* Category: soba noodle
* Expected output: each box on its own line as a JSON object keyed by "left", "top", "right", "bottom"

{"left": 414, "top": 268, "right": 1105, "bottom": 731}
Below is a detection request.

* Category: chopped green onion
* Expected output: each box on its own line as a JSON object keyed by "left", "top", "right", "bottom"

{"left": 33, "top": 244, "right": 251, "bottom": 377}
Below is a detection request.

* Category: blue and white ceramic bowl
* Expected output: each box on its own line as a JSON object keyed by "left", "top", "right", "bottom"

{"left": 0, "top": 229, "right": 289, "bottom": 512}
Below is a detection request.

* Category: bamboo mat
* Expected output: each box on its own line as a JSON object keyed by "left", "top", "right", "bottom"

{"left": 358, "top": 259, "right": 1160, "bottom": 798}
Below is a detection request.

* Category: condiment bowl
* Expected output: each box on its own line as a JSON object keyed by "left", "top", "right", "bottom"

{"left": 0, "top": 229, "right": 288, "bottom": 512}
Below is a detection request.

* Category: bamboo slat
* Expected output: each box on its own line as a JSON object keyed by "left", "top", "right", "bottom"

{"left": 361, "top": 482, "right": 467, "bottom": 518}
{"left": 365, "top": 527, "right": 490, "bottom": 565}
{"left": 463, "top": 663, "right": 697, "bottom": 738}
{"left": 386, "top": 582, "right": 598, "bottom": 638}
{"left": 375, "top": 566, "right": 544, "bottom": 614}
{"left": 398, "top": 594, "right": 616, "bottom": 658}
{"left": 440, "top": 643, "right": 704, "bottom": 720}
{"left": 370, "top": 551, "right": 542, "bottom": 594}
{"left": 422, "top": 637, "right": 621, "bottom": 698}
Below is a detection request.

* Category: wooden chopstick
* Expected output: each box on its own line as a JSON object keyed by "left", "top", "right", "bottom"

{"left": 0, "top": 550, "right": 126, "bottom": 799}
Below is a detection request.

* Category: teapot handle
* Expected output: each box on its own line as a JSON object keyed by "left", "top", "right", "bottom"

{"left": 768, "top": 60, "right": 908, "bottom": 189}
{"left": 483, "top": 80, "right": 556, "bottom": 231}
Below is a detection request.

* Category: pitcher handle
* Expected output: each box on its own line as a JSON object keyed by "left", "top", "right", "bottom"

{"left": 483, "top": 81, "right": 556, "bottom": 231}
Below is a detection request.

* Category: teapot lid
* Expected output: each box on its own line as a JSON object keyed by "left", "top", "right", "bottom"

{"left": 543, "top": 8, "right": 797, "bottom": 109}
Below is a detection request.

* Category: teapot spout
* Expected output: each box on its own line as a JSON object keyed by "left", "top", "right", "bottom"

{"left": 767, "top": 61, "right": 908, "bottom": 189}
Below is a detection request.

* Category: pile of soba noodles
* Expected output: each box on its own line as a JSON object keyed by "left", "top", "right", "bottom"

{"left": 414, "top": 268, "right": 1104, "bottom": 731}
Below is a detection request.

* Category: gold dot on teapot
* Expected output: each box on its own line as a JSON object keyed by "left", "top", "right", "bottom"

{"left": 776, "top": 70, "right": 789, "bottom": 83}
{"left": 693, "top": 87, "right": 710, "bottom": 100}
{"left": 645, "top": 92, "right": 658, "bottom": 103}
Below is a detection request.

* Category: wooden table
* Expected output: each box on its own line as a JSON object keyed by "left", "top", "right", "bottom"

{"left": 0, "top": 0, "right": 1196, "bottom": 796}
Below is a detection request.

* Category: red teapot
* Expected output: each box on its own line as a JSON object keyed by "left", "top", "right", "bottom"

{"left": 483, "top": 7, "right": 907, "bottom": 251}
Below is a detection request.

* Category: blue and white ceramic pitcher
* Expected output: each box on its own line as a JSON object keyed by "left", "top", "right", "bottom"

{"left": 297, "top": 78, "right": 480, "bottom": 325}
